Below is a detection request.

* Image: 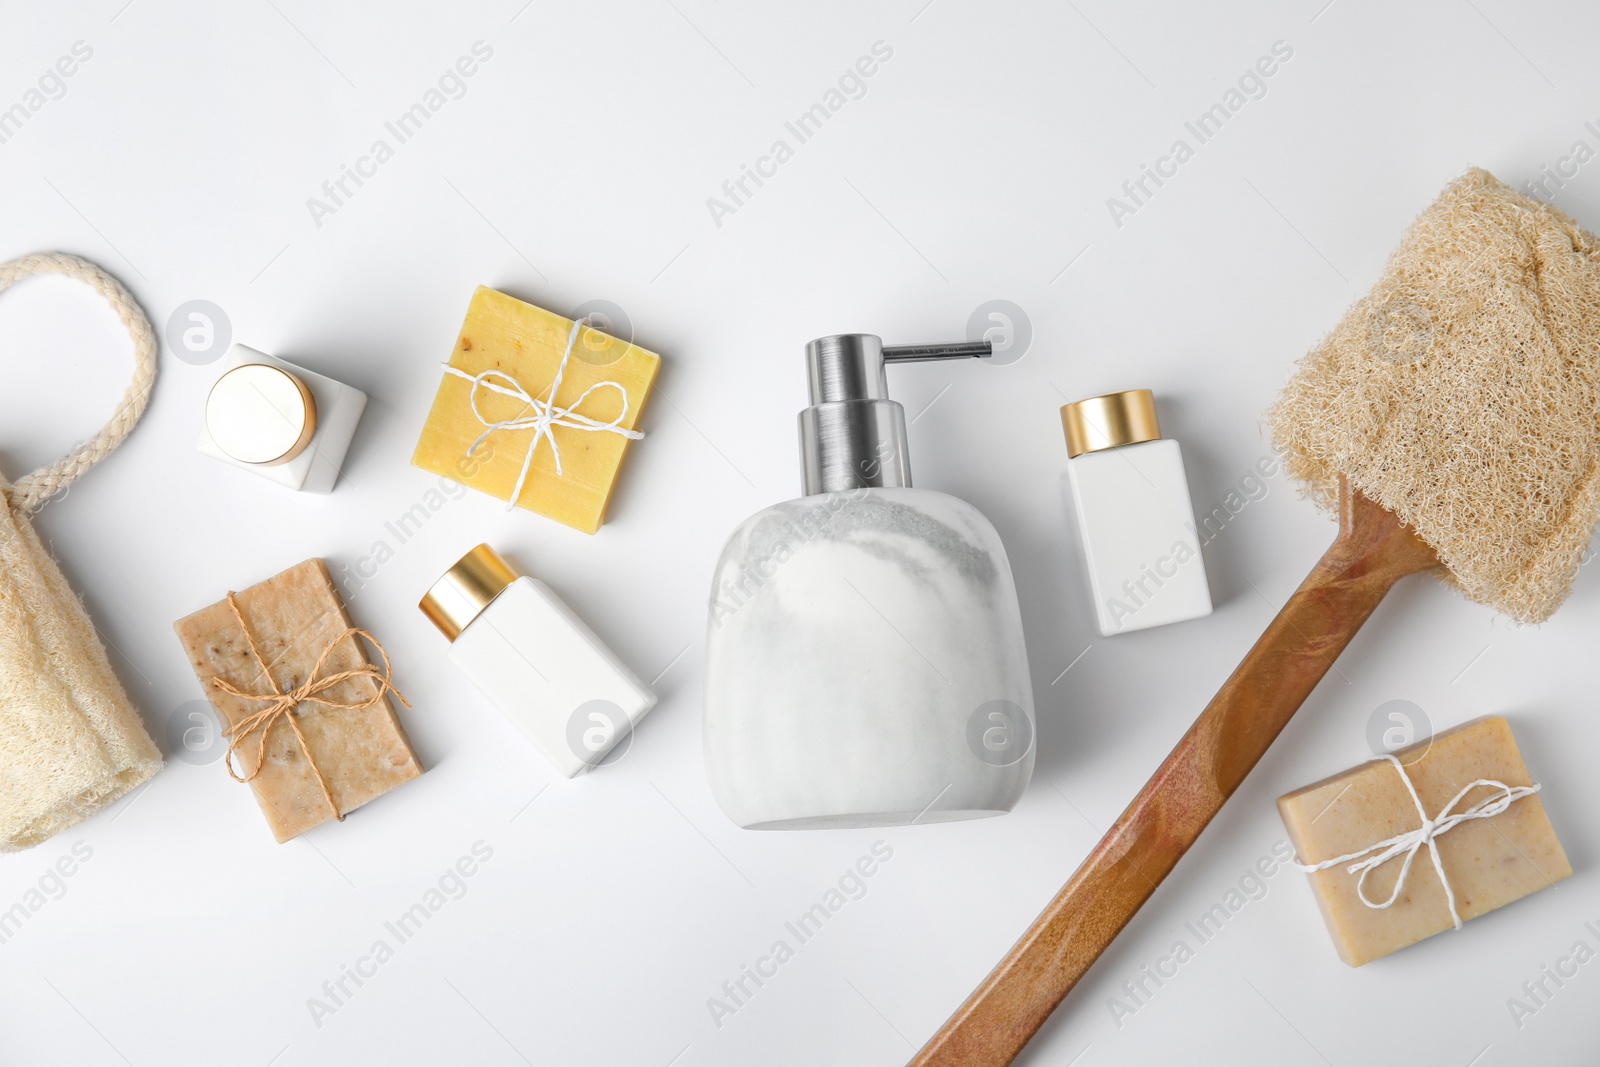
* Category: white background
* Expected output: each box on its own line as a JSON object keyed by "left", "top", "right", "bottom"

{"left": 2, "top": 1, "right": 1598, "bottom": 1064}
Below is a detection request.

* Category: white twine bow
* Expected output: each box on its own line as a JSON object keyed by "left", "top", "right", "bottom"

{"left": 441, "top": 315, "right": 644, "bottom": 510}
{"left": 1295, "top": 754, "right": 1540, "bottom": 930}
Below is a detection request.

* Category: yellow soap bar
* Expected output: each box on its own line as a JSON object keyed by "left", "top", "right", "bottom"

{"left": 412, "top": 286, "right": 660, "bottom": 534}
{"left": 1278, "top": 716, "right": 1569, "bottom": 966}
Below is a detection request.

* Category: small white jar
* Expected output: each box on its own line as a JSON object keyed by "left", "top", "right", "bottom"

{"left": 1062, "top": 389, "right": 1212, "bottom": 635}
{"left": 197, "top": 344, "right": 366, "bottom": 493}
{"left": 421, "top": 544, "right": 655, "bottom": 778}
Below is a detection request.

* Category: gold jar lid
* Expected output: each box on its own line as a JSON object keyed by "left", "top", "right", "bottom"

{"left": 420, "top": 544, "right": 520, "bottom": 642}
{"left": 206, "top": 364, "right": 318, "bottom": 465}
{"left": 1060, "top": 388, "right": 1161, "bottom": 457}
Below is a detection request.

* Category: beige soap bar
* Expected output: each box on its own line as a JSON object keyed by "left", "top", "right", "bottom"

{"left": 174, "top": 559, "right": 423, "bottom": 843}
{"left": 1279, "top": 716, "right": 1569, "bottom": 966}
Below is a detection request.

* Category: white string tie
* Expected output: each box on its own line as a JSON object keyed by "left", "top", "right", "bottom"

{"left": 440, "top": 316, "right": 643, "bottom": 510}
{"left": 1294, "top": 754, "right": 1540, "bottom": 930}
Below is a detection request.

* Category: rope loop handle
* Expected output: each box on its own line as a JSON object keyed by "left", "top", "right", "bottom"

{"left": 0, "top": 252, "right": 157, "bottom": 514}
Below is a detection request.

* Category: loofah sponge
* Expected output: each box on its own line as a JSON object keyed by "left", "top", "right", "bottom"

{"left": 0, "top": 253, "right": 164, "bottom": 851}
{"left": 1269, "top": 168, "right": 1600, "bottom": 624}
{"left": 0, "top": 474, "right": 162, "bottom": 851}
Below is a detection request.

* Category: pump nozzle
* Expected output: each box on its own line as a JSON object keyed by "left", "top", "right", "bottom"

{"left": 799, "top": 333, "right": 991, "bottom": 495}
{"left": 882, "top": 340, "right": 994, "bottom": 363}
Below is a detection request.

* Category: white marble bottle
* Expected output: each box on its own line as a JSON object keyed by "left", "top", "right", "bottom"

{"left": 704, "top": 334, "right": 1034, "bottom": 830}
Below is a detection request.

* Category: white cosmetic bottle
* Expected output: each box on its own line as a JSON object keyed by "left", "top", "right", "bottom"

{"left": 704, "top": 334, "right": 1034, "bottom": 830}
{"left": 1062, "top": 389, "right": 1212, "bottom": 635}
{"left": 421, "top": 544, "right": 655, "bottom": 777}
{"left": 197, "top": 344, "right": 366, "bottom": 493}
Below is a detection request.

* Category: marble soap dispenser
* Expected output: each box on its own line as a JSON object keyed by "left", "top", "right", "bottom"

{"left": 704, "top": 334, "right": 1035, "bottom": 830}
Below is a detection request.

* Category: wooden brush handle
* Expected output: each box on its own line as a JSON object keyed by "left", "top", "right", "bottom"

{"left": 909, "top": 484, "right": 1438, "bottom": 1067}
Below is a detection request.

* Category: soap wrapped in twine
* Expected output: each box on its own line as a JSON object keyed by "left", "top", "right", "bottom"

{"left": 441, "top": 315, "right": 645, "bottom": 510}
{"left": 211, "top": 592, "right": 409, "bottom": 822}
{"left": 1295, "top": 754, "right": 1541, "bottom": 930}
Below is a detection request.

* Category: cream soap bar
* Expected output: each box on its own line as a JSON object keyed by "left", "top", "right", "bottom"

{"left": 1278, "top": 716, "right": 1569, "bottom": 966}
{"left": 174, "top": 559, "right": 423, "bottom": 842}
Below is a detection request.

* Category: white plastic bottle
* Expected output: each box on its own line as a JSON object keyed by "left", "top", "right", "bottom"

{"left": 1061, "top": 389, "right": 1212, "bottom": 636}
{"left": 704, "top": 334, "right": 1034, "bottom": 830}
{"left": 197, "top": 344, "right": 367, "bottom": 493}
{"left": 420, "top": 544, "right": 655, "bottom": 777}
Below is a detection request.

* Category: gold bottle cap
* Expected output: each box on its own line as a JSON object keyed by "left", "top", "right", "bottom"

{"left": 420, "top": 544, "right": 520, "bottom": 642}
{"left": 206, "top": 363, "right": 318, "bottom": 465}
{"left": 1060, "top": 388, "right": 1162, "bottom": 457}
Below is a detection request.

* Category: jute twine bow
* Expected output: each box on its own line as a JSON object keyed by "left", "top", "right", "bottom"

{"left": 1295, "top": 754, "right": 1541, "bottom": 929}
{"left": 211, "top": 593, "right": 410, "bottom": 821}
{"left": 440, "top": 315, "right": 644, "bottom": 510}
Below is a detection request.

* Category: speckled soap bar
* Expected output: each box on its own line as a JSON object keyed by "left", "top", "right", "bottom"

{"left": 1279, "top": 716, "right": 1569, "bottom": 966}
{"left": 174, "top": 559, "right": 423, "bottom": 843}
{"left": 411, "top": 286, "right": 659, "bottom": 534}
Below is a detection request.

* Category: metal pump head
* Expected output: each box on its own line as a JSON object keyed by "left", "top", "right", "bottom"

{"left": 798, "top": 333, "right": 992, "bottom": 495}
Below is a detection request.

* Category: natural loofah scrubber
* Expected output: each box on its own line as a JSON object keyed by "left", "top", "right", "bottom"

{"left": 0, "top": 253, "right": 163, "bottom": 852}
{"left": 1270, "top": 168, "right": 1600, "bottom": 623}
